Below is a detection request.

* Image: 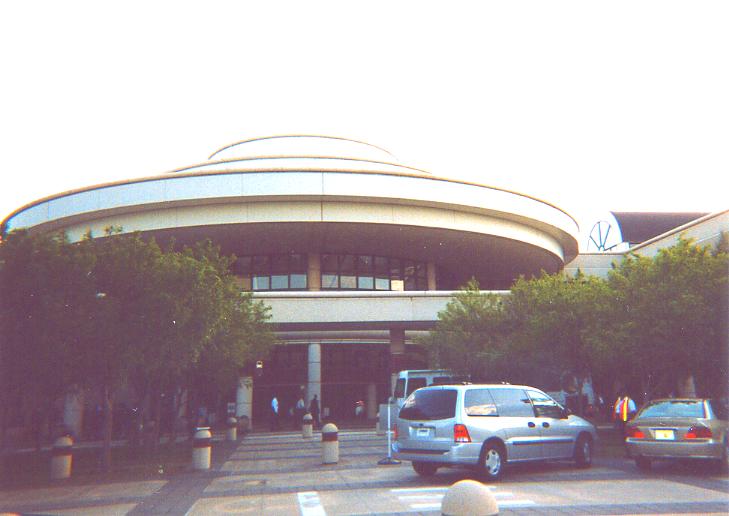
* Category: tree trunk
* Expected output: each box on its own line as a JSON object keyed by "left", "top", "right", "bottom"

{"left": 677, "top": 374, "right": 697, "bottom": 397}
{"left": 100, "top": 384, "right": 114, "bottom": 473}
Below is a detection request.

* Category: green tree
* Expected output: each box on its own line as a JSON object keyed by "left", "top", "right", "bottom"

{"left": 607, "top": 237, "right": 729, "bottom": 399}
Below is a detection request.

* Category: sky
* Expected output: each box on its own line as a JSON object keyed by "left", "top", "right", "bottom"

{"left": 1, "top": 1, "right": 727, "bottom": 240}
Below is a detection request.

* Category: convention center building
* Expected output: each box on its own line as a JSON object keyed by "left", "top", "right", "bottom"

{"left": 3, "top": 135, "right": 726, "bottom": 424}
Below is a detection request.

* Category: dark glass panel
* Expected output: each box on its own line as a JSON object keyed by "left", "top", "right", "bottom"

{"left": 374, "top": 256, "right": 388, "bottom": 275}
{"left": 321, "top": 254, "right": 338, "bottom": 272}
{"left": 252, "top": 255, "right": 270, "bottom": 273}
{"left": 340, "top": 255, "right": 355, "bottom": 273}
{"left": 390, "top": 258, "right": 401, "bottom": 280}
{"left": 271, "top": 255, "right": 288, "bottom": 273}
{"left": 289, "top": 253, "right": 306, "bottom": 272}
{"left": 357, "top": 255, "right": 373, "bottom": 272}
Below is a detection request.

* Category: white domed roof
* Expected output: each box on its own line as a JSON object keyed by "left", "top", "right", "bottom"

{"left": 209, "top": 135, "right": 397, "bottom": 163}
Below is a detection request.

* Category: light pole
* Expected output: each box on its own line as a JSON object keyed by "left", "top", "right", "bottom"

{"left": 378, "top": 397, "right": 400, "bottom": 465}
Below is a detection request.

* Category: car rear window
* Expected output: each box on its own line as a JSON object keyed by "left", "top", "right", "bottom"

{"left": 399, "top": 389, "right": 458, "bottom": 421}
{"left": 639, "top": 400, "right": 706, "bottom": 418}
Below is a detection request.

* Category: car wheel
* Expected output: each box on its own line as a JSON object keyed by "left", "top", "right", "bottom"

{"left": 411, "top": 461, "right": 438, "bottom": 477}
{"left": 635, "top": 456, "right": 652, "bottom": 471}
{"left": 479, "top": 441, "right": 505, "bottom": 482}
{"left": 574, "top": 434, "right": 593, "bottom": 468}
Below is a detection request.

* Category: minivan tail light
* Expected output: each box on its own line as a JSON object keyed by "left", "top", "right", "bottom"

{"left": 626, "top": 426, "right": 645, "bottom": 439}
{"left": 454, "top": 424, "right": 471, "bottom": 443}
{"left": 685, "top": 425, "right": 712, "bottom": 439}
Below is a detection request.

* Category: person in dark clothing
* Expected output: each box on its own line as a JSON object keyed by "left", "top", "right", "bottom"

{"left": 309, "top": 395, "right": 320, "bottom": 429}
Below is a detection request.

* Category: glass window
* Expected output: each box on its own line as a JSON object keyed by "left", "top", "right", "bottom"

{"left": 357, "top": 255, "right": 373, "bottom": 272}
{"left": 489, "top": 388, "right": 534, "bottom": 417}
{"left": 271, "top": 275, "right": 288, "bottom": 290}
{"left": 375, "top": 277, "right": 390, "bottom": 290}
{"left": 290, "top": 273, "right": 307, "bottom": 289}
{"left": 340, "top": 255, "right": 355, "bottom": 273}
{"left": 322, "top": 254, "right": 338, "bottom": 272}
{"left": 638, "top": 400, "right": 706, "bottom": 419}
{"left": 340, "top": 275, "right": 356, "bottom": 289}
{"left": 358, "top": 276, "right": 374, "bottom": 289}
{"left": 406, "top": 378, "right": 427, "bottom": 396}
{"left": 289, "top": 253, "right": 306, "bottom": 272}
{"left": 252, "top": 255, "right": 269, "bottom": 273}
{"left": 239, "top": 276, "right": 251, "bottom": 291}
{"left": 526, "top": 390, "right": 564, "bottom": 418}
{"left": 394, "top": 379, "right": 406, "bottom": 399}
{"left": 399, "top": 389, "right": 458, "bottom": 421}
{"left": 271, "top": 255, "right": 288, "bottom": 273}
{"left": 322, "top": 274, "right": 338, "bottom": 289}
{"left": 465, "top": 389, "right": 498, "bottom": 416}
{"left": 390, "top": 259, "right": 401, "bottom": 280}
{"left": 252, "top": 275, "right": 270, "bottom": 290}
{"left": 375, "top": 256, "right": 388, "bottom": 275}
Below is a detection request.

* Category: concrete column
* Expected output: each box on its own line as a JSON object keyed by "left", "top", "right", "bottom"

{"left": 307, "top": 343, "right": 322, "bottom": 410}
{"left": 427, "top": 261, "right": 437, "bottom": 291}
{"left": 63, "top": 386, "right": 84, "bottom": 439}
{"left": 366, "top": 383, "right": 377, "bottom": 419}
{"left": 390, "top": 329, "right": 406, "bottom": 394}
{"left": 308, "top": 253, "right": 321, "bottom": 291}
{"left": 236, "top": 376, "right": 253, "bottom": 430}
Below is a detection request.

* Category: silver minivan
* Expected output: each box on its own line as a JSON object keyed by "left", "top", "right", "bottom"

{"left": 392, "top": 384, "right": 597, "bottom": 480}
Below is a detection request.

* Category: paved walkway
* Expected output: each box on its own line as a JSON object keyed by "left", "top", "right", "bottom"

{"left": 1, "top": 428, "right": 728, "bottom": 515}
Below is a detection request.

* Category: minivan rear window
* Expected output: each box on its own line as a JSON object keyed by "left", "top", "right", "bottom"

{"left": 399, "top": 389, "right": 458, "bottom": 421}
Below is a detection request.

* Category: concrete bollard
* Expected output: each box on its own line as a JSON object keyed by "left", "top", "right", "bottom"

{"left": 302, "top": 413, "right": 313, "bottom": 438}
{"left": 192, "top": 427, "right": 212, "bottom": 470}
{"left": 441, "top": 479, "right": 499, "bottom": 516}
{"left": 375, "top": 412, "right": 380, "bottom": 434}
{"left": 51, "top": 435, "right": 73, "bottom": 480}
{"left": 238, "top": 415, "right": 250, "bottom": 434}
{"left": 321, "top": 422, "right": 339, "bottom": 464}
{"left": 226, "top": 417, "right": 238, "bottom": 441}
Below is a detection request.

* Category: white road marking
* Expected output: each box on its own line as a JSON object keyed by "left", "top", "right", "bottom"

{"left": 297, "top": 491, "right": 326, "bottom": 516}
{"left": 393, "top": 485, "right": 535, "bottom": 512}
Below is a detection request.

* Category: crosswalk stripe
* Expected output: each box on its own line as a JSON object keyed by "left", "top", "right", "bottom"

{"left": 297, "top": 491, "right": 326, "bottom": 516}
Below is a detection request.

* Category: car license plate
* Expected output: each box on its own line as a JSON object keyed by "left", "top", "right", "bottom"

{"left": 654, "top": 429, "right": 674, "bottom": 440}
{"left": 416, "top": 427, "right": 430, "bottom": 437}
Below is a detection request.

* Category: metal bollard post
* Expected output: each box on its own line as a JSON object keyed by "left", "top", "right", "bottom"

{"left": 51, "top": 435, "right": 73, "bottom": 480}
{"left": 226, "top": 417, "right": 238, "bottom": 441}
{"left": 321, "top": 422, "right": 339, "bottom": 464}
{"left": 441, "top": 479, "right": 499, "bottom": 516}
{"left": 302, "top": 413, "right": 313, "bottom": 438}
{"left": 192, "top": 427, "right": 212, "bottom": 470}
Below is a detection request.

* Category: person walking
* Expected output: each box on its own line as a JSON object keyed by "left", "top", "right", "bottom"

{"left": 270, "top": 394, "right": 280, "bottom": 431}
{"left": 294, "top": 395, "right": 306, "bottom": 429}
{"left": 309, "top": 395, "right": 320, "bottom": 429}
{"left": 613, "top": 393, "right": 636, "bottom": 435}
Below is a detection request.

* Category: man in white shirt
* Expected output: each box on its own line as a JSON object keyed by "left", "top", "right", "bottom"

{"left": 270, "top": 395, "right": 280, "bottom": 430}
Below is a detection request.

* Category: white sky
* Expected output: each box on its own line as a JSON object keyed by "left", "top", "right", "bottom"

{"left": 1, "top": 1, "right": 727, "bottom": 238}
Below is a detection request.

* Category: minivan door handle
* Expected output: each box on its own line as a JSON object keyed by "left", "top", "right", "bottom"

{"left": 542, "top": 422, "right": 550, "bottom": 428}
{"left": 528, "top": 422, "right": 536, "bottom": 428}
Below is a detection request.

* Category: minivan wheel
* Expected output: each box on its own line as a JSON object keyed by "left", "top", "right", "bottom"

{"left": 635, "top": 456, "right": 652, "bottom": 471}
{"left": 574, "top": 434, "right": 593, "bottom": 468}
{"left": 479, "top": 442, "right": 504, "bottom": 482}
{"left": 412, "top": 461, "right": 438, "bottom": 477}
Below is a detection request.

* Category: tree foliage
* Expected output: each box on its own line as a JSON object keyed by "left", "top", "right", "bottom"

{"left": 429, "top": 236, "right": 728, "bottom": 404}
{"left": 0, "top": 229, "right": 274, "bottom": 464}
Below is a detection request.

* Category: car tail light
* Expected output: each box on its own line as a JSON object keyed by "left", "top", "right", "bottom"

{"left": 392, "top": 423, "right": 398, "bottom": 441}
{"left": 454, "top": 424, "right": 471, "bottom": 443}
{"left": 685, "top": 425, "right": 712, "bottom": 439}
{"left": 626, "top": 426, "right": 645, "bottom": 439}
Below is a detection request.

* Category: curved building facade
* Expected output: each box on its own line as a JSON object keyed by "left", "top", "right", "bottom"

{"left": 2, "top": 136, "right": 580, "bottom": 423}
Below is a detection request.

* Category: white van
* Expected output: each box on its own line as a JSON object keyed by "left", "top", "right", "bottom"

{"left": 393, "top": 370, "right": 468, "bottom": 408}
